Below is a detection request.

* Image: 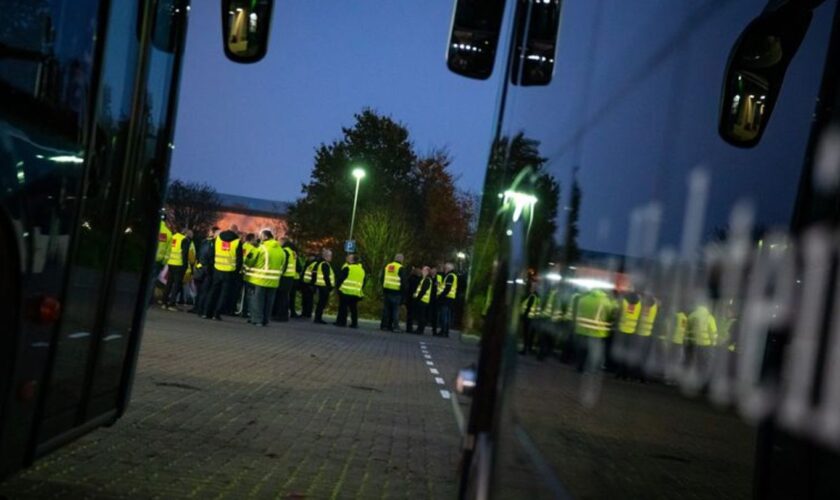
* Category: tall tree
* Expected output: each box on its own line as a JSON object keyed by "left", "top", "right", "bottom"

{"left": 165, "top": 180, "right": 222, "bottom": 236}
{"left": 356, "top": 208, "right": 415, "bottom": 298}
{"left": 288, "top": 109, "right": 417, "bottom": 249}
{"left": 411, "top": 150, "right": 474, "bottom": 264}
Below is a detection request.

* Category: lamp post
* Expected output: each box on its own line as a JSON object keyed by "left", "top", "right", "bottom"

{"left": 456, "top": 251, "right": 466, "bottom": 272}
{"left": 348, "top": 167, "right": 366, "bottom": 241}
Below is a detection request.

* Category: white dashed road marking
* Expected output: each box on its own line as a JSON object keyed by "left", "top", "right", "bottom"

{"left": 440, "top": 390, "right": 452, "bottom": 400}
{"left": 430, "top": 368, "right": 439, "bottom": 375}
{"left": 426, "top": 361, "right": 434, "bottom": 366}
{"left": 435, "top": 377, "right": 445, "bottom": 385}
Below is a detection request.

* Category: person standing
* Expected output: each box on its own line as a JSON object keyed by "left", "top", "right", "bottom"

{"left": 429, "top": 266, "right": 441, "bottom": 336}
{"left": 520, "top": 283, "right": 541, "bottom": 355}
{"left": 313, "top": 249, "right": 334, "bottom": 324}
{"left": 245, "top": 229, "right": 284, "bottom": 326}
{"left": 191, "top": 226, "right": 219, "bottom": 314}
{"left": 380, "top": 254, "right": 406, "bottom": 332}
{"left": 300, "top": 254, "right": 319, "bottom": 319}
{"left": 237, "top": 233, "right": 258, "bottom": 317}
{"left": 335, "top": 254, "right": 366, "bottom": 328}
{"left": 405, "top": 266, "right": 422, "bottom": 333}
{"left": 437, "top": 262, "right": 458, "bottom": 337}
{"left": 202, "top": 224, "right": 243, "bottom": 320}
{"left": 163, "top": 226, "right": 191, "bottom": 310}
{"left": 288, "top": 244, "right": 303, "bottom": 318}
{"left": 272, "top": 238, "right": 295, "bottom": 322}
{"left": 573, "top": 288, "right": 617, "bottom": 373}
{"left": 413, "top": 267, "right": 433, "bottom": 335}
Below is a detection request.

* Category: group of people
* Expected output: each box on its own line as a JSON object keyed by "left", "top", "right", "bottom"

{"left": 155, "top": 220, "right": 461, "bottom": 335}
{"left": 379, "top": 255, "right": 459, "bottom": 337}
{"left": 519, "top": 282, "right": 736, "bottom": 381}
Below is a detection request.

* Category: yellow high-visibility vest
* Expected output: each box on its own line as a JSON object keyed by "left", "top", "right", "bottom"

{"left": 672, "top": 312, "right": 688, "bottom": 344}
{"left": 340, "top": 263, "right": 365, "bottom": 297}
{"left": 688, "top": 306, "right": 718, "bottom": 346}
{"left": 167, "top": 233, "right": 186, "bottom": 266}
{"left": 303, "top": 261, "right": 319, "bottom": 285}
{"left": 214, "top": 237, "right": 240, "bottom": 271}
{"left": 415, "top": 277, "right": 433, "bottom": 304}
{"left": 440, "top": 272, "right": 458, "bottom": 300}
{"left": 383, "top": 262, "right": 402, "bottom": 291}
{"left": 315, "top": 261, "right": 335, "bottom": 287}
{"left": 637, "top": 301, "right": 659, "bottom": 337}
{"left": 244, "top": 239, "right": 284, "bottom": 288}
{"left": 617, "top": 297, "right": 641, "bottom": 334}
{"left": 282, "top": 247, "right": 297, "bottom": 278}
{"left": 156, "top": 221, "right": 172, "bottom": 263}
{"left": 574, "top": 290, "right": 615, "bottom": 338}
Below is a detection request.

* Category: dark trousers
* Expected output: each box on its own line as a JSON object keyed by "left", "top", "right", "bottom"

{"left": 314, "top": 286, "right": 331, "bottom": 322}
{"left": 194, "top": 271, "right": 212, "bottom": 313}
{"left": 250, "top": 285, "right": 277, "bottom": 326}
{"left": 204, "top": 270, "right": 235, "bottom": 318}
{"left": 336, "top": 293, "right": 360, "bottom": 327}
{"left": 273, "top": 277, "right": 293, "bottom": 321}
{"left": 225, "top": 275, "right": 242, "bottom": 315}
{"left": 521, "top": 316, "right": 534, "bottom": 354}
{"left": 289, "top": 280, "right": 300, "bottom": 317}
{"left": 438, "top": 298, "right": 453, "bottom": 336}
{"left": 301, "top": 284, "right": 315, "bottom": 318}
{"left": 164, "top": 265, "right": 186, "bottom": 306}
{"left": 406, "top": 298, "right": 417, "bottom": 332}
{"left": 381, "top": 291, "right": 401, "bottom": 331}
{"left": 415, "top": 302, "right": 429, "bottom": 335}
{"left": 430, "top": 300, "right": 439, "bottom": 335}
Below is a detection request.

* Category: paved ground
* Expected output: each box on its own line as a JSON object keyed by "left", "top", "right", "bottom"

{"left": 1, "top": 309, "right": 478, "bottom": 499}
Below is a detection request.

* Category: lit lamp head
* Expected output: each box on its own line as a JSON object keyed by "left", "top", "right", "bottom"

{"left": 352, "top": 167, "right": 366, "bottom": 181}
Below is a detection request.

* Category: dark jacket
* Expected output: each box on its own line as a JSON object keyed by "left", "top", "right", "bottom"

{"left": 318, "top": 261, "right": 333, "bottom": 288}
{"left": 407, "top": 273, "right": 421, "bottom": 302}
{"left": 439, "top": 272, "right": 456, "bottom": 300}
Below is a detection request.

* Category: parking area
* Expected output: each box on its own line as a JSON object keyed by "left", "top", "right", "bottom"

{"left": 1, "top": 310, "right": 477, "bottom": 499}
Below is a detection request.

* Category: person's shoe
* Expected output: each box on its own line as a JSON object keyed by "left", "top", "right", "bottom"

{"left": 314, "top": 319, "right": 328, "bottom": 325}
{"left": 261, "top": 322, "right": 269, "bottom": 327}
{"left": 213, "top": 316, "right": 223, "bottom": 321}
{"left": 350, "top": 324, "right": 358, "bottom": 329}
{"left": 167, "top": 306, "right": 178, "bottom": 312}
{"left": 290, "top": 314, "right": 300, "bottom": 318}
{"left": 200, "top": 315, "right": 208, "bottom": 319}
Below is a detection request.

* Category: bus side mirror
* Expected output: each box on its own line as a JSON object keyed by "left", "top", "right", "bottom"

{"left": 718, "top": 3, "right": 813, "bottom": 147}
{"left": 510, "top": 0, "right": 563, "bottom": 86}
{"left": 221, "top": 0, "right": 274, "bottom": 63}
{"left": 447, "top": 0, "right": 507, "bottom": 80}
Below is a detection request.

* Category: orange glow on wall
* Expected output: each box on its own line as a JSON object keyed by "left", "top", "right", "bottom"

{"left": 215, "top": 212, "right": 287, "bottom": 238}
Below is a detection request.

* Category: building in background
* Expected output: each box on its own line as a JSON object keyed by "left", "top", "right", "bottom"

{"left": 215, "top": 193, "right": 290, "bottom": 237}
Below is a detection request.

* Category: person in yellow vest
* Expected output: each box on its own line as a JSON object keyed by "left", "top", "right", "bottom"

{"left": 236, "top": 233, "right": 258, "bottom": 318}
{"left": 313, "top": 248, "right": 334, "bottom": 324}
{"left": 633, "top": 294, "right": 659, "bottom": 381}
{"left": 272, "top": 238, "right": 296, "bottom": 322}
{"left": 437, "top": 262, "right": 459, "bottom": 337}
{"left": 300, "top": 253, "right": 319, "bottom": 319}
{"left": 573, "top": 288, "right": 617, "bottom": 373}
{"left": 289, "top": 246, "right": 303, "bottom": 319}
{"left": 153, "top": 219, "right": 173, "bottom": 304}
{"left": 686, "top": 302, "right": 718, "bottom": 374}
{"left": 613, "top": 291, "right": 642, "bottom": 378}
{"left": 244, "top": 229, "right": 285, "bottom": 326}
{"left": 428, "top": 266, "right": 441, "bottom": 335}
{"left": 520, "top": 282, "right": 541, "bottom": 355}
{"left": 381, "top": 253, "right": 406, "bottom": 332}
{"left": 413, "top": 266, "right": 434, "bottom": 335}
{"left": 201, "top": 224, "right": 243, "bottom": 320}
{"left": 335, "top": 253, "right": 366, "bottom": 328}
{"left": 163, "top": 226, "right": 192, "bottom": 310}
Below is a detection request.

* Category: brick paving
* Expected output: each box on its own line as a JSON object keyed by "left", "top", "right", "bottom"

{"left": 1, "top": 309, "right": 475, "bottom": 499}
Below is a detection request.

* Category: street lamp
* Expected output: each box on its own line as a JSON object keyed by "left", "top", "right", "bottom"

{"left": 456, "top": 251, "right": 466, "bottom": 272}
{"left": 348, "top": 167, "right": 366, "bottom": 241}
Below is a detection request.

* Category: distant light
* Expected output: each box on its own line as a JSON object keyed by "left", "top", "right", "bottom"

{"left": 35, "top": 154, "right": 44, "bottom": 159}
{"left": 456, "top": 252, "right": 466, "bottom": 260}
{"left": 49, "top": 155, "right": 84, "bottom": 164}
{"left": 124, "top": 226, "right": 133, "bottom": 234}
{"left": 568, "top": 266, "right": 577, "bottom": 270}
{"left": 515, "top": 279, "right": 525, "bottom": 285}
{"left": 506, "top": 229, "right": 513, "bottom": 236}
{"left": 546, "top": 272, "right": 562, "bottom": 282}
{"left": 352, "top": 167, "right": 366, "bottom": 180}
{"left": 568, "top": 278, "right": 614, "bottom": 290}
{"left": 503, "top": 190, "right": 538, "bottom": 222}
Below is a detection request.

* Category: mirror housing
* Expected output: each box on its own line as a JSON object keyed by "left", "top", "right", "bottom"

{"left": 447, "top": 0, "right": 507, "bottom": 80}
{"left": 510, "top": 0, "right": 563, "bottom": 86}
{"left": 221, "top": 0, "right": 274, "bottom": 63}
{"left": 719, "top": 1, "right": 815, "bottom": 147}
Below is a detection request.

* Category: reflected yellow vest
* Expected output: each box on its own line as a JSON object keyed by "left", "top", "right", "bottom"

{"left": 617, "top": 298, "right": 641, "bottom": 334}
{"left": 214, "top": 237, "right": 240, "bottom": 271}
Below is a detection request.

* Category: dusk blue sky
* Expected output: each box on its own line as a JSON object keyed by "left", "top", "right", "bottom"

{"left": 171, "top": 0, "right": 836, "bottom": 256}
{"left": 170, "top": 1, "right": 501, "bottom": 202}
